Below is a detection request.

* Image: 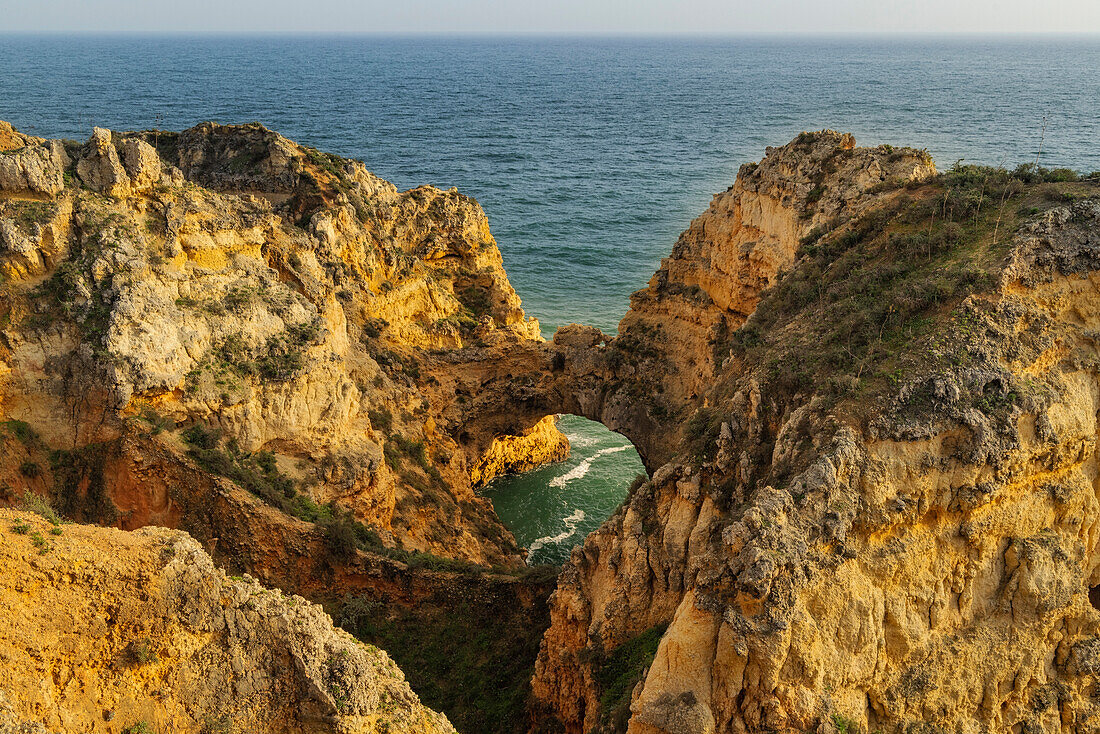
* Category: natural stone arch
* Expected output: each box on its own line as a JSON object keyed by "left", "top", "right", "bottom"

{"left": 438, "top": 322, "right": 678, "bottom": 490}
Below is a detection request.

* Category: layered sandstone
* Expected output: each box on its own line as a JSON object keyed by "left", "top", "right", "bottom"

{"left": 0, "top": 508, "right": 455, "bottom": 734}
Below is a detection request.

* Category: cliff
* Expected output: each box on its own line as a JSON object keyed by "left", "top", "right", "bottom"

{"left": 0, "top": 508, "right": 454, "bottom": 734}
{"left": 0, "top": 118, "right": 576, "bottom": 734}
{"left": 529, "top": 134, "right": 1100, "bottom": 734}
{"left": 8, "top": 117, "right": 1100, "bottom": 734}
{"left": 0, "top": 119, "right": 569, "bottom": 568}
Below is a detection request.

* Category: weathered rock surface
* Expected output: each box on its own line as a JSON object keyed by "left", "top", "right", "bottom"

{"left": 0, "top": 509, "right": 455, "bottom": 733}
{"left": 0, "top": 122, "right": 69, "bottom": 197}
{"left": 530, "top": 137, "right": 1100, "bottom": 734}
{"left": 471, "top": 414, "right": 570, "bottom": 486}
{"left": 7, "top": 119, "right": 1100, "bottom": 734}
{"left": 0, "top": 120, "right": 564, "bottom": 568}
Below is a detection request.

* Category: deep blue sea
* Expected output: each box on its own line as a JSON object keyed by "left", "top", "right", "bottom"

{"left": 4, "top": 35, "right": 1099, "bottom": 563}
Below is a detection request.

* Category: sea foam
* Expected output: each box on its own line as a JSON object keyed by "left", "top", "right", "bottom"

{"left": 527, "top": 509, "right": 587, "bottom": 559}
{"left": 548, "top": 444, "right": 631, "bottom": 488}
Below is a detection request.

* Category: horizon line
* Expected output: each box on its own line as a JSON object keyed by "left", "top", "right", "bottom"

{"left": 2, "top": 30, "right": 1100, "bottom": 38}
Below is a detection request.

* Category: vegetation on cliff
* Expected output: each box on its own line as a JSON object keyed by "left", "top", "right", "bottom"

{"left": 0, "top": 118, "right": 556, "bottom": 571}
{"left": 0, "top": 118, "right": 569, "bottom": 733}
{"left": 336, "top": 566, "right": 557, "bottom": 734}
{"left": 9, "top": 116, "right": 1100, "bottom": 734}
{"left": 531, "top": 132, "right": 1100, "bottom": 734}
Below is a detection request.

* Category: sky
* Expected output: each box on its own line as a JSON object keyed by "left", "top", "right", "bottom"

{"left": 1, "top": 0, "right": 1099, "bottom": 35}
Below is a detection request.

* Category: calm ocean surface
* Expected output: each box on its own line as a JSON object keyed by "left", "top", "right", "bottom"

{"left": 4, "top": 35, "right": 1098, "bottom": 563}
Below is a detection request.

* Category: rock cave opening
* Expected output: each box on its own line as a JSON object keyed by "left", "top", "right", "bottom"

{"left": 481, "top": 415, "right": 646, "bottom": 565}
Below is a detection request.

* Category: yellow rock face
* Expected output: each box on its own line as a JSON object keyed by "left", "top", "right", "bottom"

{"left": 0, "top": 509, "right": 455, "bottom": 734}
{"left": 531, "top": 135, "right": 1100, "bottom": 734}
{"left": 8, "top": 119, "right": 1100, "bottom": 734}
{"left": 470, "top": 414, "right": 570, "bottom": 486}
{"left": 0, "top": 120, "right": 569, "bottom": 568}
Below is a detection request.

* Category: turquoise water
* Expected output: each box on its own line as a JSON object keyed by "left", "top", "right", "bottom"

{"left": 4, "top": 34, "right": 1100, "bottom": 560}
{"left": 482, "top": 416, "right": 645, "bottom": 565}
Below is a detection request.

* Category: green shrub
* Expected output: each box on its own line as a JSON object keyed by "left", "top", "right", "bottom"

{"left": 127, "top": 637, "right": 158, "bottom": 665}
{"left": 20, "top": 491, "right": 61, "bottom": 525}
{"left": 182, "top": 424, "right": 221, "bottom": 451}
{"left": 390, "top": 434, "right": 429, "bottom": 469}
{"left": 360, "top": 319, "right": 383, "bottom": 340}
{"left": 319, "top": 510, "right": 366, "bottom": 559}
{"left": 683, "top": 409, "right": 724, "bottom": 464}
{"left": 254, "top": 450, "right": 277, "bottom": 474}
{"left": 458, "top": 285, "right": 492, "bottom": 317}
{"left": 285, "top": 493, "right": 332, "bottom": 523}
{"left": 3, "top": 419, "right": 38, "bottom": 446}
{"left": 29, "top": 530, "right": 51, "bottom": 554}
{"left": 368, "top": 407, "right": 393, "bottom": 433}
{"left": 19, "top": 461, "right": 40, "bottom": 478}
{"left": 1012, "top": 163, "right": 1080, "bottom": 184}
{"left": 257, "top": 337, "right": 305, "bottom": 380}
{"left": 223, "top": 284, "right": 257, "bottom": 313}
{"left": 50, "top": 444, "right": 118, "bottom": 525}
{"left": 383, "top": 442, "right": 401, "bottom": 471}
{"left": 595, "top": 624, "right": 669, "bottom": 732}
{"left": 182, "top": 424, "right": 314, "bottom": 521}
{"left": 832, "top": 713, "right": 853, "bottom": 733}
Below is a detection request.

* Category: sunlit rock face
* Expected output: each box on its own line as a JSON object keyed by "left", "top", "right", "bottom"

{"left": 0, "top": 119, "right": 565, "bottom": 569}
{"left": 0, "top": 509, "right": 456, "bottom": 734}
{"left": 7, "top": 117, "right": 1100, "bottom": 734}
{"left": 530, "top": 133, "right": 1100, "bottom": 734}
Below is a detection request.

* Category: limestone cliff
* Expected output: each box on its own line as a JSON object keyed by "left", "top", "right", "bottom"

{"left": 432, "top": 133, "right": 936, "bottom": 475}
{"left": 0, "top": 508, "right": 454, "bottom": 734}
{"left": 9, "top": 116, "right": 1100, "bottom": 734}
{"left": 530, "top": 134, "right": 1100, "bottom": 734}
{"left": 0, "top": 119, "right": 565, "bottom": 567}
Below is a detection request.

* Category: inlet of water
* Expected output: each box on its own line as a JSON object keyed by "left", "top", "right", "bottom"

{"left": 482, "top": 415, "right": 646, "bottom": 565}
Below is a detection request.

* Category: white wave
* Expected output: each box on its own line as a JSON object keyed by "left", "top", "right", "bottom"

{"left": 564, "top": 432, "right": 600, "bottom": 448}
{"left": 528, "top": 509, "right": 586, "bottom": 557}
{"left": 548, "top": 444, "right": 632, "bottom": 488}
{"left": 567, "top": 431, "right": 602, "bottom": 448}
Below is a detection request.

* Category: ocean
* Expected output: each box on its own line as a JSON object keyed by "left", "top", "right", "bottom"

{"left": 4, "top": 34, "right": 1098, "bottom": 563}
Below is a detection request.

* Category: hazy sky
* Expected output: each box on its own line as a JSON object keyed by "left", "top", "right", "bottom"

{"left": 2, "top": 0, "right": 1099, "bottom": 34}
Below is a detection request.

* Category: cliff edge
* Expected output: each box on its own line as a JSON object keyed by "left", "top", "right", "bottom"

{"left": 0, "top": 119, "right": 568, "bottom": 570}
{"left": 530, "top": 133, "right": 1100, "bottom": 734}
{"left": 8, "top": 118, "right": 1100, "bottom": 734}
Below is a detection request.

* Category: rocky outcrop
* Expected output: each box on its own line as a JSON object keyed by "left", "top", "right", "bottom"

{"left": 603, "top": 132, "right": 935, "bottom": 467}
{"left": 0, "top": 508, "right": 455, "bottom": 733}
{"left": 0, "top": 120, "right": 566, "bottom": 568}
{"left": 471, "top": 414, "right": 570, "bottom": 486}
{"left": 8, "top": 118, "right": 1100, "bottom": 734}
{"left": 434, "top": 134, "right": 937, "bottom": 475}
{"left": 530, "top": 137, "right": 1100, "bottom": 734}
{"left": 0, "top": 122, "right": 69, "bottom": 197}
